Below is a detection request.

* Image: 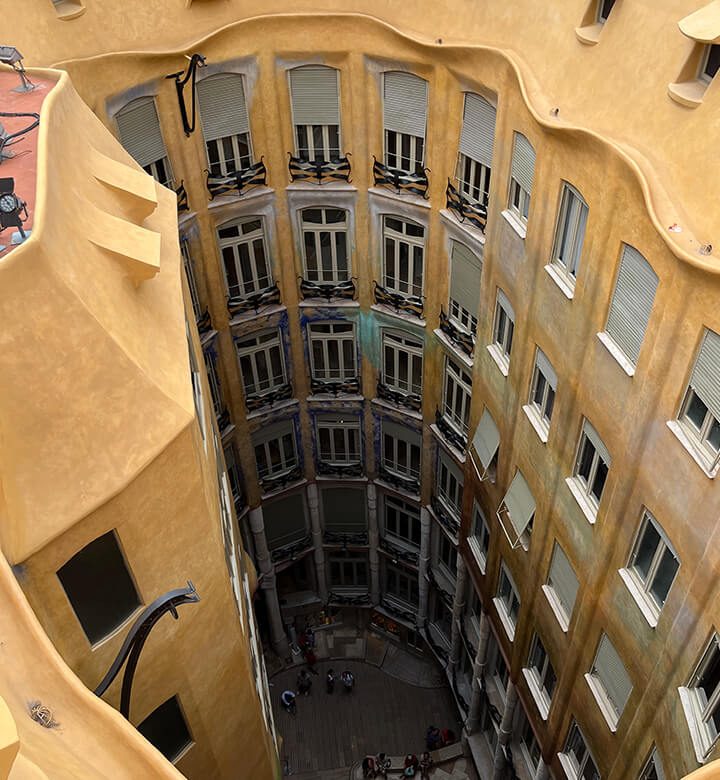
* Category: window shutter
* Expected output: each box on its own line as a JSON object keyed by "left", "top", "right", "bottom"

{"left": 450, "top": 241, "right": 483, "bottom": 316}
{"left": 383, "top": 71, "right": 428, "bottom": 138}
{"left": 496, "top": 289, "right": 516, "bottom": 322}
{"left": 459, "top": 93, "right": 496, "bottom": 168}
{"left": 197, "top": 73, "right": 250, "bottom": 142}
{"left": 510, "top": 132, "right": 535, "bottom": 193}
{"left": 690, "top": 328, "right": 720, "bottom": 421}
{"left": 383, "top": 419, "right": 421, "bottom": 447}
{"left": 594, "top": 634, "right": 633, "bottom": 715}
{"left": 535, "top": 349, "right": 557, "bottom": 389}
{"left": 471, "top": 408, "right": 500, "bottom": 470}
{"left": 501, "top": 470, "right": 535, "bottom": 538}
{"left": 582, "top": 420, "right": 611, "bottom": 466}
{"left": 548, "top": 544, "right": 579, "bottom": 616}
{"left": 253, "top": 420, "right": 294, "bottom": 446}
{"left": 263, "top": 494, "right": 307, "bottom": 546}
{"left": 605, "top": 244, "right": 658, "bottom": 365}
{"left": 440, "top": 450, "right": 464, "bottom": 487}
{"left": 289, "top": 66, "right": 340, "bottom": 126}
{"left": 115, "top": 97, "right": 168, "bottom": 169}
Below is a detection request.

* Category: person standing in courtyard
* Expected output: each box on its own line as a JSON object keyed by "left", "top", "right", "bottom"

{"left": 419, "top": 751, "right": 433, "bottom": 779}
{"left": 297, "top": 669, "right": 312, "bottom": 696}
{"left": 326, "top": 668, "right": 335, "bottom": 693}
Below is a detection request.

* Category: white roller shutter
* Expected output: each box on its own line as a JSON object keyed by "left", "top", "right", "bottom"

{"left": 605, "top": 244, "right": 658, "bottom": 365}
{"left": 289, "top": 66, "right": 340, "bottom": 125}
{"left": 510, "top": 132, "right": 536, "bottom": 194}
{"left": 253, "top": 420, "right": 294, "bottom": 446}
{"left": 383, "top": 71, "right": 428, "bottom": 138}
{"left": 459, "top": 93, "right": 496, "bottom": 168}
{"left": 496, "top": 289, "right": 516, "bottom": 322}
{"left": 501, "top": 470, "right": 535, "bottom": 538}
{"left": 197, "top": 73, "right": 250, "bottom": 142}
{"left": 383, "top": 419, "right": 421, "bottom": 448}
{"left": 582, "top": 419, "right": 611, "bottom": 466}
{"left": 689, "top": 329, "right": 720, "bottom": 421}
{"left": 471, "top": 409, "right": 500, "bottom": 470}
{"left": 450, "top": 241, "right": 483, "bottom": 316}
{"left": 115, "top": 97, "right": 167, "bottom": 168}
{"left": 593, "top": 634, "right": 633, "bottom": 715}
{"left": 547, "top": 544, "right": 579, "bottom": 617}
{"left": 535, "top": 349, "right": 557, "bottom": 390}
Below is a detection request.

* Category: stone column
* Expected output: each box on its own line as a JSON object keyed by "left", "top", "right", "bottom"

{"left": 307, "top": 483, "right": 328, "bottom": 602}
{"left": 249, "top": 507, "right": 288, "bottom": 657}
{"left": 367, "top": 483, "right": 380, "bottom": 604}
{"left": 467, "top": 613, "right": 490, "bottom": 733}
{"left": 492, "top": 681, "right": 518, "bottom": 780}
{"left": 534, "top": 760, "right": 549, "bottom": 780}
{"left": 449, "top": 556, "right": 468, "bottom": 669}
{"left": 417, "top": 507, "right": 432, "bottom": 629}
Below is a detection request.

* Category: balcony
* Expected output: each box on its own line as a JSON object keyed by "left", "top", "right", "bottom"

{"left": 288, "top": 154, "right": 351, "bottom": 185}
{"left": 270, "top": 532, "right": 313, "bottom": 564}
{"left": 379, "top": 597, "right": 417, "bottom": 626}
{"left": 372, "top": 157, "right": 429, "bottom": 199}
{"left": 379, "top": 536, "right": 419, "bottom": 567}
{"left": 378, "top": 464, "right": 421, "bottom": 496}
{"left": 327, "top": 590, "right": 371, "bottom": 606}
{"left": 299, "top": 277, "right": 356, "bottom": 302}
{"left": 196, "top": 308, "right": 213, "bottom": 337}
{"left": 227, "top": 282, "right": 281, "bottom": 317}
{"left": 439, "top": 308, "right": 474, "bottom": 359}
{"left": 316, "top": 460, "right": 364, "bottom": 479}
{"left": 175, "top": 180, "right": 189, "bottom": 213}
{"left": 435, "top": 408, "right": 468, "bottom": 451}
{"left": 430, "top": 494, "right": 460, "bottom": 538}
{"left": 322, "top": 529, "right": 369, "bottom": 546}
{"left": 216, "top": 407, "right": 233, "bottom": 436}
{"left": 426, "top": 566, "right": 454, "bottom": 610}
{"left": 245, "top": 382, "right": 293, "bottom": 413}
{"left": 259, "top": 464, "right": 303, "bottom": 494}
{"left": 376, "top": 381, "right": 422, "bottom": 413}
{"left": 446, "top": 179, "right": 488, "bottom": 233}
{"left": 205, "top": 158, "right": 267, "bottom": 200}
{"left": 373, "top": 281, "right": 424, "bottom": 320}
{"left": 310, "top": 376, "right": 360, "bottom": 396}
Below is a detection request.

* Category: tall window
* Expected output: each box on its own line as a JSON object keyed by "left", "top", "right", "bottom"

{"left": 700, "top": 45, "right": 720, "bottom": 84}
{"left": 544, "top": 542, "right": 580, "bottom": 631}
{"left": 598, "top": 0, "right": 616, "bottom": 22}
{"left": 525, "top": 348, "right": 557, "bottom": 439}
{"left": 308, "top": 322, "right": 356, "bottom": 381}
{"left": 203, "top": 349, "right": 224, "bottom": 418}
{"left": 235, "top": 329, "right": 287, "bottom": 399}
{"left": 253, "top": 421, "right": 298, "bottom": 480}
{"left": 316, "top": 416, "right": 361, "bottom": 464}
{"left": 438, "top": 533, "right": 457, "bottom": 580}
{"left": 115, "top": 96, "right": 173, "bottom": 187}
{"left": 180, "top": 237, "right": 202, "bottom": 320}
{"left": 524, "top": 634, "right": 557, "bottom": 717}
{"left": 587, "top": 633, "right": 634, "bottom": 729}
{"left": 330, "top": 555, "right": 369, "bottom": 590}
{"left": 382, "top": 420, "right": 421, "bottom": 483}
{"left": 442, "top": 356, "right": 473, "bottom": 437}
{"left": 384, "top": 495, "right": 421, "bottom": 547}
{"left": 382, "top": 216, "right": 425, "bottom": 298}
{"left": 436, "top": 450, "right": 463, "bottom": 519}
{"left": 385, "top": 562, "right": 419, "bottom": 606}
{"left": 448, "top": 241, "right": 482, "bottom": 336}
{"left": 681, "top": 634, "right": 720, "bottom": 760}
{"left": 456, "top": 93, "right": 496, "bottom": 208}
{"left": 494, "top": 562, "right": 520, "bottom": 639}
{"left": 382, "top": 331, "right": 423, "bottom": 396}
{"left": 551, "top": 183, "right": 588, "bottom": 283}
{"left": 301, "top": 208, "right": 349, "bottom": 282}
{"left": 469, "top": 501, "right": 490, "bottom": 573}
{"left": 197, "top": 73, "right": 253, "bottom": 176}
{"left": 508, "top": 132, "right": 535, "bottom": 226}
{"left": 570, "top": 420, "right": 611, "bottom": 518}
{"left": 289, "top": 66, "right": 341, "bottom": 162}
{"left": 518, "top": 708, "right": 542, "bottom": 775}
{"left": 137, "top": 696, "right": 192, "bottom": 762}
{"left": 639, "top": 748, "right": 666, "bottom": 780}
{"left": 490, "top": 290, "right": 515, "bottom": 373}
{"left": 383, "top": 71, "right": 428, "bottom": 173}
{"left": 560, "top": 721, "right": 600, "bottom": 780}
{"left": 218, "top": 218, "right": 272, "bottom": 299}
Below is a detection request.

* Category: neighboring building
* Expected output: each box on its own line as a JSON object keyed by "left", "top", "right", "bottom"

{"left": 2, "top": 1, "right": 720, "bottom": 779}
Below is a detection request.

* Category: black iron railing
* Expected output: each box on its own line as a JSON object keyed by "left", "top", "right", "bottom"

{"left": 378, "top": 465, "right": 421, "bottom": 496}
{"left": 299, "top": 277, "right": 356, "bottom": 302}
{"left": 439, "top": 308, "right": 475, "bottom": 359}
{"left": 322, "top": 529, "right": 369, "bottom": 546}
{"left": 380, "top": 598, "right": 417, "bottom": 625}
{"left": 430, "top": 494, "right": 460, "bottom": 538}
{"left": 376, "top": 381, "right": 422, "bottom": 413}
{"left": 245, "top": 382, "right": 293, "bottom": 413}
{"left": 379, "top": 537, "right": 419, "bottom": 567}
{"left": 196, "top": 308, "right": 213, "bottom": 337}
{"left": 373, "top": 157, "right": 429, "bottom": 199}
{"left": 216, "top": 407, "right": 232, "bottom": 434}
{"left": 227, "top": 282, "right": 281, "bottom": 317}
{"left": 206, "top": 158, "right": 267, "bottom": 199}
{"left": 373, "top": 281, "right": 424, "bottom": 319}
{"left": 288, "top": 154, "right": 352, "bottom": 185}
{"left": 310, "top": 376, "right": 360, "bottom": 396}
{"left": 175, "top": 180, "right": 189, "bottom": 212}
{"left": 435, "top": 407, "right": 468, "bottom": 451}
{"left": 316, "top": 460, "right": 364, "bottom": 478}
{"left": 328, "top": 590, "right": 371, "bottom": 606}
{"left": 260, "top": 465, "right": 303, "bottom": 493}
{"left": 270, "top": 533, "right": 313, "bottom": 563}
{"left": 446, "top": 179, "right": 488, "bottom": 233}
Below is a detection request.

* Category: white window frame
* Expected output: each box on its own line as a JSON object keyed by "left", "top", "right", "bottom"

{"left": 308, "top": 321, "right": 357, "bottom": 382}
{"left": 551, "top": 182, "right": 588, "bottom": 283}
{"left": 296, "top": 124, "right": 341, "bottom": 163}
{"left": 699, "top": 44, "right": 720, "bottom": 84}
{"left": 488, "top": 291, "right": 515, "bottom": 375}
{"left": 523, "top": 349, "right": 557, "bottom": 442}
{"left": 493, "top": 563, "right": 520, "bottom": 641}
{"left": 218, "top": 217, "right": 273, "bottom": 299}
{"left": 382, "top": 216, "right": 425, "bottom": 298}
{"left": 381, "top": 422, "right": 421, "bottom": 482}
{"left": 680, "top": 634, "right": 720, "bottom": 762}
{"left": 385, "top": 129, "right": 425, "bottom": 174}
{"left": 568, "top": 421, "right": 610, "bottom": 522}
{"left": 456, "top": 152, "right": 491, "bottom": 209}
{"left": 518, "top": 708, "right": 542, "bottom": 775}
{"left": 509, "top": 177, "right": 531, "bottom": 224}
{"left": 300, "top": 207, "right": 350, "bottom": 283}
{"left": 316, "top": 417, "right": 361, "bottom": 465}
{"left": 585, "top": 634, "right": 633, "bottom": 731}
{"left": 203, "top": 350, "right": 224, "bottom": 418}
{"left": 442, "top": 356, "right": 473, "bottom": 437}
{"left": 468, "top": 501, "right": 490, "bottom": 574}
{"left": 180, "top": 237, "right": 202, "bottom": 320}
{"left": 329, "top": 554, "right": 369, "bottom": 590}
{"left": 543, "top": 543, "right": 579, "bottom": 633}
{"left": 381, "top": 330, "right": 423, "bottom": 397}
{"left": 639, "top": 747, "right": 666, "bottom": 780}
{"left": 254, "top": 423, "right": 298, "bottom": 479}
{"left": 523, "top": 634, "right": 556, "bottom": 720}
{"left": 206, "top": 132, "right": 252, "bottom": 177}
{"left": 678, "top": 387, "right": 720, "bottom": 470}
{"left": 235, "top": 329, "right": 287, "bottom": 398}
{"left": 437, "top": 532, "right": 457, "bottom": 582}
{"left": 436, "top": 451, "right": 463, "bottom": 520}
{"left": 558, "top": 721, "right": 600, "bottom": 780}
{"left": 383, "top": 494, "right": 422, "bottom": 548}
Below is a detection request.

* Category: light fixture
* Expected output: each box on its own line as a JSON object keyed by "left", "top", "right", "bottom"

{"left": 0, "top": 177, "right": 30, "bottom": 246}
{"left": 0, "top": 46, "right": 35, "bottom": 93}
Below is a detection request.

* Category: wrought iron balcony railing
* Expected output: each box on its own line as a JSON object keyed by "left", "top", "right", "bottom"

{"left": 446, "top": 179, "right": 488, "bottom": 233}
{"left": 431, "top": 494, "right": 460, "bottom": 538}
{"left": 376, "top": 381, "right": 422, "bottom": 413}
{"left": 435, "top": 407, "right": 468, "bottom": 451}
{"left": 270, "top": 533, "right": 313, "bottom": 563}
{"left": 439, "top": 308, "right": 475, "bottom": 359}
{"left": 372, "top": 157, "right": 429, "bottom": 199}
{"left": 426, "top": 566, "right": 454, "bottom": 610}
{"left": 424, "top": 618, "right": 450, "bottom": 664}
{"left": 328, "top": 590, "right": 371, "bottom": 606}
{"left": 196, "top": 308, "right": 213, "bottom": 337}
{"left": 245, "top": 382, "right": 293, "bottom": 413}
{"left": 310, "top": 376, "right": 360, "bottom": 396}
{"left": 322, "top": 529, "right": 369, "bottom": 546}
{"left": 373, "top": 281, "right": 424, "bottom": 319}
{"left": 205, "top": 158, "right": 267, "bottom": 200}
{"left": 227, "top": 282, "right": 282, "bottom": 317}
{"left": 379, "top": 537, "right": 419, "bottom": 567}
{"left": 380, "top": 598, "right": 417, "bottom": 625}
{"left": 299, "top": 277, "right": 356, "bottom": 302}
{"left": 216, "top": 407, "right": 232, "bottom": 434}
{"left": 175, "top": 180, "right": 189, "bottom": 213}
{"left": 288, "top": 154, "right": 352, "bottom": 185}
{"left": 316, "top": 460, "right": 364, "bottom": 479}
{"left": 378, "top": 465, "right": 421, "bottom": 496}
{"left": 260, "top": 464, "right": 303, "bottom": 493}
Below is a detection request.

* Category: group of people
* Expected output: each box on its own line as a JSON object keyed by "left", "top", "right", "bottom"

{"left": 425, "top": 725, "right": 456, "bottom": 751}
{"left": 280, "top": 667, "right": 356, "bottom": 713}
{"left": 362, "top": 752, "right": 433, "bottom": 778}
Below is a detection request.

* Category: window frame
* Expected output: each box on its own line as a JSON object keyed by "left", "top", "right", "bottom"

{"left": 308, "top": 321, "right": 357, "bottom": 382}
{"left": 436, "top": 450, "right": 464, "bottom": 520}
{"left": 508, "top": 176, "right": 531, "bottom": 224}
{"left": 468, "top": 501, "right": 490, "bottom": 574}
{"left": 525, "top": 349, "right": 556, "bottom": 440}
{"left": 442, "top": 356, "right": 473, "bottom": 437}
{"left": 300, "top": 207, "right": 350, "bottom": 283}
{"left": 218, "top": 217, "right": 273, "bottom": 299}
{"left": 384, "top": 129, "right": 425, "bottom": 174}
{"left": 679, "top": 387, "right": 720, "bottom": 467}
{"left": 597, "top": 0, "right": 616, "bottom": 23}
{"left": 699, "top": 44, "right": 720, "bottom": 84}
{"left": 383, "top": 494, "right": 422, "bottom": 548}
{"left": 329, "top": 554, "right": 369, "bottom": 590}
{"left": 316, "top": 416, "right": 362, "bottom": 465}
{"left": 254, "top": 423, "right": 298, "bottom": 480}
{"left": 570, "top": 421, "right": 610, "bottom": 519}
{"left": 384, "top": 560, "right": 420, "bottom": 608}
{"left": 235, "top": 329, "right": 288, "bottom": 399}
{"left": 456, "top": 152, "right": 491, "bottom": 209}
{"left": 382, "top": 216, "right": 425, "bottom": 299}
{"left": 681, "top": 634, "right": 720, "bottom": 761}
{"left": 494, "top": 562, "right": 520, "bottom": 640}
{"left": 523, "top": 633, "right": 557, "bottom": 718}
{"left": 551, "top": 182, "right": 588, "bottom": 282}
{"left": 559, "top": 720, "right": 600, "bottom": 780}
{"left": 381, "top": 421, "right": 421, "bottom": 482}
{"left": 381, "top": 330, "right": 423, "bottom": 397}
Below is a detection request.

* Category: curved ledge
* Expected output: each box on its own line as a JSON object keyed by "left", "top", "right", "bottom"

{"left": 52, "top": 0, "right": 86, "bottom": 21}
{"left": 678, "top": 0, "right": 720, "bottom": 44}
{"left": 49, "top": 11, "right": 717, "bottom": 273}
{"left": 575, "top": 23, "right": 602, "bottom": 45}
{"left": 668, "top": 80, "right": 706, "bottom": 108}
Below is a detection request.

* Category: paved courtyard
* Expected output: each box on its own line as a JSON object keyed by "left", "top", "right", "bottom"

{"left": 271, "top": 658, "right": 461, "bottom": 776}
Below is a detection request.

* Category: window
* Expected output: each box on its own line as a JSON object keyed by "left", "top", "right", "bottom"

{"left": 197, "top": 73, "right": 253, "bottom": 176}
{"left": 518, "top": 708, "right": 542, "bottom": 774}
{"left": 316, "top": 416, "right": 361, "bottom": 465}
{"left": 253, "top": 421, "right": 298, "bottom": 480}
{"left": 203, "top": 349, "right": 224, "bottom": 418}
{"left": 525, "top": 349, "right": 557, "bottom": 440}
{"left": 469, "top": 501, "right": 490, "bottom": 572}
{"left": 544, "top": 543, "right": 580, "bottom": 631}
{"left": 569, "top": 420, "right": 611, "bottom": 520}
{"left": 385, "top": 561, "right": 419, "bottom": 606}
{"left": 623, "top": 511, "right": 680, "bottom": 620}
{"left": 448, "top": 241, "right": 482, "bottom": 337}
{"left": 223, "top": 443, "right": 244, "bottom": 507}
{"left": 470, "top": 408, "right": 500, "bottom": 482}
{"left": 488, "top": 632, "right": 510, "bottom": 696}
{"left": 436, "top": 450, "right": 464, "bottom": 519}
{"left": 322, "top": 487, "right": 367, "bottom": 533}
{"left": 235, "top": 329, "right": 287, "bottom": 399}
{"left": 681, "top": 635, "right": 720, "bottom": 761}
{"left": 308, "top": 322, "right": 356, "bottom": 382}
{"left": 597, "top": 0, "right": 616, "bottom": 22}
{"left": 456, "top": 93, "right": 496, "bottom": 208}
{"left": 263, "top": 493, "right": 308, "bottom": 549}
{"left": 137, "top": 696, "right": 192, "bottom": 762}
{"left": 700, "top": 45, "right": 720, "bottom": 84}
{"left": 442, "top": 356, "right": 473, "bottom": 437}
{"left": 639, "top": 748, "right": 666, "bottom": 780}
{"left": 602, "top": 244, "right": 658, "bottom": 369}
{"left": 218, "top": 218, "right": 272, "bottom": 299}
{"left": 489, "top": 290, "right": 515, "bottom": 373}
{"left": 551, "top": 183, "right": 588, "bottom": 283}
{"left": 383, "top": 71, "right": 428, "bottom": 173}
{"left": 188, "top": 331, "right": 206, "bottom": 441}
{"left": 524, "top": 634, "right": 557, "bottom": 718}
{"left": 559, "top": 721, "right": 600, "bottom": 780}
{"left": 677, "top": 329, "right": 720, "bottom": 469}
{"left": 180, "top": 237, "right": 202, "bottom": 320}
{"left": 289, "top": 66, "right": 341, "bottom": 162}
{"left": 497, "top": 469, "right": 535, "bottom": 551}
{"left": 114, "top": 96, "right": 173, "bottom": 187}
{"left": 432, "top": 596, "right": 453, "bottom": 640}
{"left": 507, "top": 132, "right": 535, "bottom": 226}
{"left": 494, "top": 563, "right": 520, "bottom": 639}
{"left": 57, "top": 531, "right": 140, "bottom": 645}
{"left": 382, "top": 216, "right": 425, "bottom": 298}
{"left": 587, "top": 633, "right": 633, "bottom": 729}
{"left": 438, "top": 533, "right": 457, "bottom": 580}
{"left": 330, "top": 555, "right": 369, "bottom": 589}
{"left": 382, "top": 330, "right": 423, "bottom": 396}
{"left": 382, "top": 420, "right": 421, "bottom": 482}
{"left": 384, "top": 495, "right": 421, "bottom": 547}
{"left": 300, "top": 208, "right": 349, "bottom": 282}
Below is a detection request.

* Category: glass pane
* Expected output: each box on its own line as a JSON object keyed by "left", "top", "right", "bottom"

{"left": 304, "top": 232, "right": 318, "bottom": 276}
{"left": 591, "top": 459, "right": 608, "bottom": 502}
{"left": 650, "top": 547, "right": 679, "bottom": 606}
{"left": 685, "top": 392, "right": 708, "bottom": 430}
{"left": 633, "top": 521, "right": 661, "bottom": 581}
{"left": 532, "top": 372, "right": 546, "bottom": 407}
{"left": 578, "top": 437, "right": 595, "bottom": 481}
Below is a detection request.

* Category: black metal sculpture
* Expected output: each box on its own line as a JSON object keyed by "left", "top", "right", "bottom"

{"left": 166, "top": 54, "right": 206, "bottom": 136}
{"left": 94, "top": 582, "right": 200, "bottom": 719}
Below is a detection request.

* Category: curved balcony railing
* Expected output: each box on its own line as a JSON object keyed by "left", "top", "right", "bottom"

{"left": 424, "top": 619, "right": 450, "bottom": 664}
{"left": 205, "top": 158, "right": 267, "bottom": 199}
{"left": 378, "top": 465, "right": 421, "bottom": 496}
{"left": 446, "top": 179, "right": 488, "bottom": 233}
{"left": 450, "top": 666, "right": 470, "bottom": 715}
{"left": 439, "top": 308, "right": 475, "bottom": 359}
{"left": 322, "top": 529, "right": 369, "bottom": 546}
{"left": 316, "top": 460, "right": 364, "bottom": 478}
{"left": 270, "top": 533, "right": 313, "bottom": 563}
{"left": 430, "top": 494, "right": 460, "bottom": 538}
{"left": 288, "top": 154, "right": 352, "bottom": 185}
{"left": 245, "top": 382, "right": 293, "bottom": 413}
{"left": 310, "top": 376, "right": 360, "bottom": 396}
{"left": 379, "top": 537, "right": 419, "bottom": 567}
{"left": 379, "top": 598, "right": 417, "bottom": 625}
{"left": 227, "top": 282, "right": 281, "bottom": 317}
{"left": 376, "top": 381, "right": 422, "bottom": 413}
{"left": 373, "top": 281, "right": 424, "bottom": 319}
{"left": 196, "top": 308, "right": 213, "bottom": 337}
{"left": 175, "top": 180, "right": 189, "bottom": 212}
{"left": 435, "top": 408, "right": 468, "bottom": 451}
{"left": 328, "top": 590, "right": 371, "bottom": 606}
{"left": 372, "top": 157, "right": 429, "bottom": 199}
{"left": 298, "top": 277, "right": 356, "bottom": 302}
{"left": 259, "top": 464, "right": 303, "bottom": 493}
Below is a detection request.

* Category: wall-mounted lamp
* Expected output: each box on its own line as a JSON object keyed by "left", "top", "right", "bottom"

{"left": 166, "top": 53, "right": 206, "bottom": 136}
{"left": 0, "top": 47, "right": 35, "bottom": 93}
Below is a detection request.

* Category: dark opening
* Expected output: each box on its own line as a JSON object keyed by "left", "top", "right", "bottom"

{"left": 137, "top": 695, "right": 192, "bottom": 762}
